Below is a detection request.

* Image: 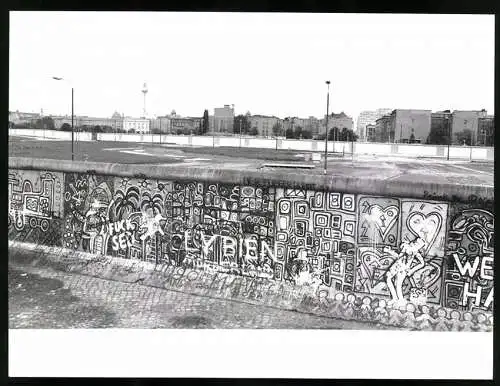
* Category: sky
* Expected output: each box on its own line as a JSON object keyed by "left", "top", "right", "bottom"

{"left": 9, "top": 12, "right": 495, "bottom": 124}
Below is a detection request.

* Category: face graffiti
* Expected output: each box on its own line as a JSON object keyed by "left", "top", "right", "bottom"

{"left": 8, "top": 169, "right": 495, "bottom": 313}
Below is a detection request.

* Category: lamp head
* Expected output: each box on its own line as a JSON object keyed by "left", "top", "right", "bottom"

{"left": 52, "top": 77, "right": 63, "bottom": 80}
{"left": 326, "top": 80, "right": 330, "bottom": 85}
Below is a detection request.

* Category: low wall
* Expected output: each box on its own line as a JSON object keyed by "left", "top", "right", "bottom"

{"left": 8, "top": 157, "right": 494, "bottom": 330}
{"left": 10, "top": 129, "right": 494, "bottom": 161}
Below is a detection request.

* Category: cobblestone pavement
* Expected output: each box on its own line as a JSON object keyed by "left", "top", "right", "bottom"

{"left": 9, "top": 264, "right": 398, "bottom": 329}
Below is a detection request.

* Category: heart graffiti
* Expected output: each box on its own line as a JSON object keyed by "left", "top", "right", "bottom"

{"left": 406, "top": 212, "right": 442, "bottom": 253}
{"left": 368, "top": 205, "right": 399, "bottom": 241}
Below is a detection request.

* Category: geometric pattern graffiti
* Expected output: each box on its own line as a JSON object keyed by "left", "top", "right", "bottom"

{"left": 8, "top": 170, "right": 64, "bottom": 245}
{"left": 275, "top": 189, "right": 356, "bottom": 291}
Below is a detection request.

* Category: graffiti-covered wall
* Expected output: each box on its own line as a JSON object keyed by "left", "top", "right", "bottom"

{"left": 7, "top": 168, "right": 494, "bottom": 314}
{"left": 8, "top": 170, "right": 64, "bottom": 246}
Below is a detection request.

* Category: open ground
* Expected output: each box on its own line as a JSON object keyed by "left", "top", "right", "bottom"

{"left": 9, "top": 135, "right": 493, "bottom": 186}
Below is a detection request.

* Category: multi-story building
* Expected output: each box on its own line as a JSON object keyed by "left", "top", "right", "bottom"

{"left": 365, "top": 123, "right": 377, "bottom": 142}
{"left": 356, "top": 108, "right": 393, "bottom": 140}
{"left": 150, "top": 116, "right": 171, "bottom": 133}
{"left": 389, "top": 109, "right": 431, "bottom": 143}
{"left": 319, "top": 112, "right": 354, "bottom": 136}
{"left": 214, "top": 105, "right": 235, "bottom": 133}
{"left": 305, "top": 116, "right": 321, "bottom": 136}
{"left": 374, "top": 115, "right": 392, "bottom": 143}
{"left": 451, "top": 110, "right": 488, "bottom": 145}
{"left": 249, "top": 115, "right": 282, "bottom": 137}
{"left": 170, "top": 117, "right": 202, "bottom": 134}
{"left": 51, "top": 113, "right": 124, "bottom": 131}
{"left": 477, "top": 115, "right": 494, "bottom": 146}
{"left": 429, "top": 110, "right": 453, "bottom": 144}
{"left": 123, "top": 117, "right": 150, "bottom": 133}
{"left": 9, "top": 111, "right": 41, "bottom": 127}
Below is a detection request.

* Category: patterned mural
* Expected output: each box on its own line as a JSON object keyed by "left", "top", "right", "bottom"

{"left": 8, "top": 169, "right": 494, "bottom": 313}
{"left": 8, "top": 170, "right": 64, "bottom": 246}
{"left": 274, "top": 189, "right": 356, "bottom": 291}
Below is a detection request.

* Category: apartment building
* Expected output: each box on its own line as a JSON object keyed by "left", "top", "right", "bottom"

{"left": 374, "top": 115, "right": 392, "bottom": 143}
{"left": 171, "top": 117, "right": 202, "bottom": 134}
{"left": 429, "top": 110, "right": 453, "bottom": 144}
{"left": 389, "top": 109, "right": 432, "bottom": 143}
{"left": 150, "top": 116, "right": 171, "bottom": 133}
{"left": 450, "top": 110, "right": 488, "bottom": 145}
{"left": 477, "top": 115, "right": 494, "bottom": 146}
{"left": 213, "top": 105, "right": 235, "bottom": 133}
{"left": 356, "top": 108, "right": 393, "bottom": 140}
{"left": 365, "top": 123, "right": 377, "bottom": 142}
{"left": 319, "top": 112, "right": 354, "bottom": 136}
{"left": 248, "top": 115, "right": 282, "bottom": 137}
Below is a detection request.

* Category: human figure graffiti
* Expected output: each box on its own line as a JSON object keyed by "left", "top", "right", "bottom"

{"left": 373, "top": 299, "right": 389, "bottom": 324}
{"left": 433, "top": 308, "right": 449, "bottom": 331}
{"left": 415, "top": 305, "right": 434, "bottom": 330}
{"left": 384, "top": 237, "right": 426, "bottom": 305}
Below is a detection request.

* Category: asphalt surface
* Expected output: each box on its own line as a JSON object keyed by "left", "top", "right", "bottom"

{"left": 8, "top": 135, "right": 494, "bottom": 186}
{"left": 9, "top": 263, "right": 397, "bottom": 329}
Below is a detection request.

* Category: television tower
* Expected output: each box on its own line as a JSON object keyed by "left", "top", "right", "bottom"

{"left": 141, "top": 82, "right": 148, "bottom": 118}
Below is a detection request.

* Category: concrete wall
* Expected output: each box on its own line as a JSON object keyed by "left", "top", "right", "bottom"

{"left": 10, "top": 130, "right": 494, "bottom": 161}
{"left": 8, "top": 157, "right": 494, "bottom": 329}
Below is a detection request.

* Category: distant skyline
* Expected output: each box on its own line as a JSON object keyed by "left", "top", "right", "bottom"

{"left": 9, "top": 12, "right": 494, "bottom": 123}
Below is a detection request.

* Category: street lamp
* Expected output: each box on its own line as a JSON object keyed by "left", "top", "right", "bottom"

{"left": 446, "top": 116, "right": 451, "bottom": 161}
{"left": 324, "top": 81, "right": 330, "bottom": 175}
{"left": 239, "top": 117, "right": 242, "bottom": 148}
{"left": 52, "top": 76, "right": 74, "bottom": 161}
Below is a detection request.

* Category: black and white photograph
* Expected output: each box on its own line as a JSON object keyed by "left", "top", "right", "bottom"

{"left": 7, "top": 10, "right": 494, "bottom": 379}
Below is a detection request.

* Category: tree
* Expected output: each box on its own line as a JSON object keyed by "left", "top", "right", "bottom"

{"left": 249, "top": 127, "right": 259, "bottom": 136}
{"left": 455, "top": 129, "right": 472, "bottom": 146}
{"left": 328, "top": 127, "right": 339, "bottom": 141}
{"left": 301, "top": 130, "right": 313, "bottom": 139}
{"left": 337, "top": 128, "right": 358, "bottom": 142}
{"left": 93, "top": 125, "right": 103, "bottom": 133}
{"left": 409, "top": 133, "right": 416, "bottom": 144}
{"left": 426, "top": 126, "right": 449, "bottom": 145}
{"left": 60, "top": 123, "right": 72, "bottom": 131}
{"left": 35, "top": 116, "right": 55, "bottom": 130}
{"left": 294, "top": 126, "right": 304, "bottom": 139}
{"left": 151, "top": 128, "right": 161, "bottom": 134}
{"left": 272, "top": 122, "right": 282, "bottom": 137}
{"left": 285, "top": 128, "right": 294, "bottom": 139}
{"left": 233, "top": 115, "right": 251, "bottom": 134}
{"left": 202, "top": 109, "right": 209, "bottom": 134}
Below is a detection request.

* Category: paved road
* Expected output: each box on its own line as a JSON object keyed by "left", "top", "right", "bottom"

{"left": 8, "top": 135, "right": 493, "bottom": 186}
{"left": 9, "top": 263, "right": 396, "bottom": 330}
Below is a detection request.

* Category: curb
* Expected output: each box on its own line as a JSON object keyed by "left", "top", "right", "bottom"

{"left": 9, "top": 241, "right": 493, "bottom": 331}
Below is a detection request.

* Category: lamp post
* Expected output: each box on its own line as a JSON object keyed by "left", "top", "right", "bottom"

{"left": 324, "top": 81, "right": 330, "bottom": 175}
{"left": 239, "top": 117, "right": 242, "bottom": 148}
{"left": 446, "top": 116, "right": 451, "bottom": 161}
{"left": 52, "top": 76, "right": 74, "bottom": 161}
